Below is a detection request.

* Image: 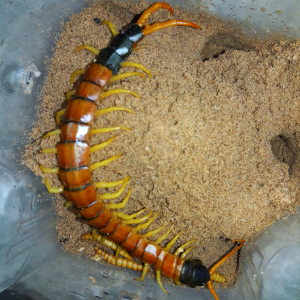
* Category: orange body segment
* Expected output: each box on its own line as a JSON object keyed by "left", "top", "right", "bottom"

{"left": 88, "top": 209, "right": 113, "bottom": 227}
{"left": 100, "top": 218, "right": 120, "bottom": 234}
{"left": 59, "top": 166, "right": 91, "bottom": 186}
{"left": 131, "top": 237, "right": 148, "bottom": 257}
{"left": 65, "top": 99, "right": 97, "bottom": 124}
{"left": 63, "top": 184, "right": 97, "bottom": 207}
{"left": 121, "top": 231, "right": 141, "bottom": 251}
{"left": 109, "top": 224, "right": 132, "bottom": 244}
{"left": 173, "top": 258, "right": 185, "bottom": 282}
{"left": 161, "top": 254, "right": 178, "bottom": 278}
{"left": 75, "top": 201, "right": 104, "bottom": 219}
{"left": 61, "top": 122, "right": 91, "bottom": 142}
{"left": 75, "top": 81, "right": 103, "bottom": 101}
{"left": 57, "top": 142, "right": 89, "bottom": 169}
{"left": 142, "top": 243, "right": 162, "bottom": 265}
{"left": 83, "top": 63, "right": 113, "bottom": 87}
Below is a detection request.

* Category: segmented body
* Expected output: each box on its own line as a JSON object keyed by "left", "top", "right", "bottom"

{"left": 40, "top": 3, "right": 244, "bottom": 299}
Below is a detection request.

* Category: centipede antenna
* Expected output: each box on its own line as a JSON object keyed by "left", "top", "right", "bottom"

{"left": 90, "top": 154, "right": 122, "bottom": 171}
{"left": 210, "top": 272, "right": 226, "bottom": 283}
{"left": 95, "top": 175, "right": 130, "bottom": 188}
{"left": 99, "top": 178, "right": 129, "bottom": 200}
{"left": 75, "top": 45, "right": 100, "bottom": 55}
{"left": 100, "top": 88, "right": 140, "bottom": 99}
{"left": 106, "top": 188, "right": 132, "bottom": 209}
{"left": 109, "top": 72, "right": 145, "bottom": 84}
{"left": 102, "top": 20, "right": 118, "bottom": 37}
{"left": 207, "top": 280, "right": 220, "bottom": 300}
{"left": 136, "top": 2, "right": 174, "bottom": 27}
{"left": 95, "top": 107, "right": 134, "bottom": 117}
{"left": 121, "top": 62, "right": 152, "bottom": 79}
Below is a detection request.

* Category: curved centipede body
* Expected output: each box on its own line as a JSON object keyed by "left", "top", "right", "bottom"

{"left": 39, "top": 3, "right": 245, "bottom": 300}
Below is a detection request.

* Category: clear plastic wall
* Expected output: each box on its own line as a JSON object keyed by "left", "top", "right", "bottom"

{"left": 0, "top": 1, "right": 299, "bottom": 299}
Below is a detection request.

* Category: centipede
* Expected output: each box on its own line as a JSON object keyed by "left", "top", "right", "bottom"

{"left": 38, "top": 3, "right": 245, "bottom": 300}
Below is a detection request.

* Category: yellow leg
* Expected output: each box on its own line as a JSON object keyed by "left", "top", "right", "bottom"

{"left": 153, "top": 224, "right": 175, "bottom": 245}
{"left": 156, "top": 270, "right": 169, "bottom": 295}
{"left": 99, "top": 178, "right": 129, "bottom": 200}
{"left": 165, "top": 231, "right": 183, "bottom": 251}
{"left": 144, "top": 222, "right": 168, "bottom": 238}
{"left": 70, "top": 69, "right": 85, "bottom": 84}
{"left": 100, "top": 89, "right": 140, "bottom": 99}
{"left": 121, "top": 62, "right": 152, "bottom": 79}
{"left": 90, "top": 136, "right": 116, "bottom": 153}
{"left": 114, "top": 208, "right": 146, "bottom": 220}
{"left": 106, "top": 188, "right": 132, "bottom": 209}
{"left": 90, "top": 154, "right": 122, "bottom": 171}
{"left": 94, "top": 247, "right": 145, "bottom": 271}
{"left": 42, "top": 129, "right": 61, "bottom": 140}
{"left": 39, "top": 165, "right": 59, "bottom": 174}
{"left": 115, "top": 245, "right": 121, "bottom": 260}
{"left": 75, "top": 45, "right": 100, "bottom": 55}
{"left": 102, "top": 20, "right": 118, "bottom": 37}
{"left": 174, "top": 239, "right": 197, "bottom": 256}
{"left": 45, "top": 179, "right": 64, "bottom": 193}
{"left": 134, "top": 212, "right": 159, "bottom": 231}
{"left": 66, "top": 90, "right": 75, "bottom": 102}
{"left": 41, "top": 148, "right": 57, "bottom": 154}
{"left": 124, "top": 211, "right": 153, "bottom": 225}
{"left": 56, "top": 109, "right": 66, "bottom": 125}
{"left": 180, "top": 247, "right": 195, "bottom": 259}
{"left": 95, "top": 107, "right": 134, "bottom": 117}
{"left": 64, "top": 201, "right": 73, "bottom": 207}
{"left": 109, "top": 72, "right": 145, "bottom": 84}
{"left": 91, "top": 127, "right": 131, "bottom": 135}
{"left": 135, "top": 263, "right": 149, "bottom": 281}
{"left": 95, "top": 176, "right": 130, "bottom": 188}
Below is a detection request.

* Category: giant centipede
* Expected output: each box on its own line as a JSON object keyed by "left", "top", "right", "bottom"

{"left": 38, "top": 3, "right": 245, "bottom": 300}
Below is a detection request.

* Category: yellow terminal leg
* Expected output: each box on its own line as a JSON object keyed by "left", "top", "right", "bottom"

{"left": 109, "top": 72, "right": 145, "bottom": 84}
{"left": 99, "top": 178, "right": 129, "bottom": 200}
{"left": 39, "top": 165, "right": 59, "bottom": 174}
{"left": 90, "top": 154, "right": 122, "bottom": 171}
{"left": 180, "top": 247, "right": 195, "bottom": 259}
{"left": 95, "top": 107, "right": 134, "bottom": 117}
{"left": 56, "top": 109, "right": 66, "bottom": 125}
{"left": 45, "top": 178, "right": 64, "bottom": 193}
{"left": 91, "top": 127, "right": 131, "bottom": 135}
{"left": 41, "top": 148, "right": 57, "bottom": 154}
{"left": 95, "top": 176, "right": 130, "bottom": 188}
{"left": 106, "top": 188, "right": 132, "bottom": 209}
{"left": 135, "top": 263, "right": 149, "bottom": 281}
{"left": 90, "top": 136, "right": 116, "bottom": 153}
{"left": 174, "top": 239, "right": 197, "bottom": 256}
{"left": 114, "top": 208, "right": 146, "bottom": 220}
{"left": 100, "top": 89, "right": 140, "bottom": 100}
{"left": 66, "top": 90, "right": 75, "bottom": 102}
{"left": 165, "top": 231, "right": 183, "bottom": 251}
{"left": 156, "top": 270, "right": 169, "bottom": 294}
{"left": 134, "top": 212, "right": 159, "bottom": 231}
{"left": 124, "top": 211, "right": 153, "bottom": 225}
{"left": 101, "top": 20, "right": 118, "bottom": 37}
{"left": 144, "top": 222, "right": 168, "bottom": 238}
{"left": 70, "top": 69, "right": 85, "bottom": 84}
{"left": 42, "top": 129, "right": 61, "bottom": 140}
{"left": 75, "top": 45, "right": 100, "bottom": 55}
{"left": 153, "top": 224, "right": 175, "bottom": 245}
{"left": 121, "top": 62, "right": 152, "bottom": 79}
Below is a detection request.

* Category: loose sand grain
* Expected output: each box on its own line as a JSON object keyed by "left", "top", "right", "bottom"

{"left": 24, "top": 0, "right": 300, "bottom": 289}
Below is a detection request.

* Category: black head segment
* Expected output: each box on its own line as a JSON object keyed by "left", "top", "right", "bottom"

{"left": 180, "top": 259, "right": 210, "bottom": 288}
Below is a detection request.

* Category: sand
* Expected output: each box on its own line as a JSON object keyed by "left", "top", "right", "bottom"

{"left": 24, "top": 0, "right": 300, "bottom": 289}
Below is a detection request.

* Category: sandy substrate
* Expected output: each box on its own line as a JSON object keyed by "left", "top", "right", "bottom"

{"left": 24, "top": 0, "right": 300, "bottom": 289}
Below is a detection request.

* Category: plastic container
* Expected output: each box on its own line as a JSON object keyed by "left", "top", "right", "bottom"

{"left": 0, "top": 1, "right": 299, "bottom": 299}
